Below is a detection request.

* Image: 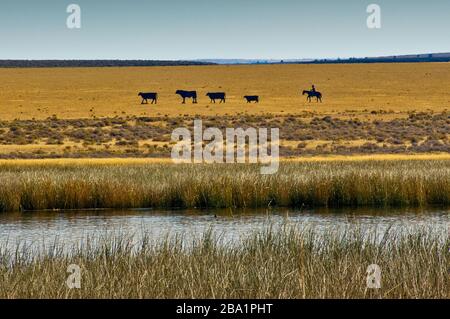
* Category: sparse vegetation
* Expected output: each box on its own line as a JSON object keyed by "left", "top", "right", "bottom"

{"left": 0, "top": 112, "right": 447, "bottom": 158}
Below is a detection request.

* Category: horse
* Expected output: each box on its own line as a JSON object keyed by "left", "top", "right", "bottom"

{"left": 302, "top": 90, "right": 322, "bottom": 103}
{"left": 176, "top": 90, "right": 197, "bottom": 104}
{"left": 206, "top": 92, "right": 226, "bottom": 103}
{"left": 138, "top": 92, "right": 157, "bottom": 104}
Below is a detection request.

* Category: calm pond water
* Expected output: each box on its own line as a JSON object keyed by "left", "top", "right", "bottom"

{"left": 0, "top": 207, "right": 448, "bottom": 255}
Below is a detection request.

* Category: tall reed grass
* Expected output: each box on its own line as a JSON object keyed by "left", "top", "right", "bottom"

{"left": 0, "top": 225, "right": 447, "bottom": 298}
{"left": 0, "top": 159, "right": 449, "bottom": 212}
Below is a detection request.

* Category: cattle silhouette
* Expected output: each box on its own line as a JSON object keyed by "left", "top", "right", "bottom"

{"left": 138, "top": 92, "right": 158, "bottom": 104}
{"left": 244, "top": 95, "right": 259, "bottom": 103}
{"left": 302, "top": 90, "right": 322, "bottom": 103}
{"left": 176, "top": 90, "right": 198, "bottom": 104}
{"left": 206, "top": 92, "right": 226, "bottom": 103}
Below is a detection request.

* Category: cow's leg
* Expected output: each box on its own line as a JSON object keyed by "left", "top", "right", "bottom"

{"left": 182, "top": 97, "right": 186, "bottom": 104}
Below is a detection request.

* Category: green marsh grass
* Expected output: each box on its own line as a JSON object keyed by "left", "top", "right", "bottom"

{"left": 0, "top": 159, "right": 449, "bottom": 212}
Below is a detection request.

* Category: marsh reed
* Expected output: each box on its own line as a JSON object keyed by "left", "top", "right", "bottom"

{"left": 0, "top": 159, "right": 449, "bottom": 212}
{"left": 0, "top": 225, "right": 447, "bottom": 298}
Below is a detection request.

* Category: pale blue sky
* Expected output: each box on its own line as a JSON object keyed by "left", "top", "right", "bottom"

{"left": 0, "top": 0, "right": 449, "bottom": 59}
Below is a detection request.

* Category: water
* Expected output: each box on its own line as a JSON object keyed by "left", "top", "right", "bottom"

{"left": 0, "top": 207, "right": 448, "bottom": 255}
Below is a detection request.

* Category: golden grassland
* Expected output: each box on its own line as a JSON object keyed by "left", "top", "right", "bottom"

{"left": 0, "top": 63, "right": 448, "bottom": 158}
{"left": 0, "top": 226, "right": 447, "bottom": 298}
{"left": 1, "top": 63, "right": 449, "bottom": 121}
{"left": 0, "top": 153, "right": 448, "bottom": 166}
{"left": 0, "top": 158, "right": 448, "bottom": 212}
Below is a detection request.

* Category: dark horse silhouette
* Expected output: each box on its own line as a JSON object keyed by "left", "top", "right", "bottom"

{"left": 138, "top": 92, "right": 157, "bottom": 104}
{"left": 176, "top": 90, "right": 197, "bottom": 104}
{"left": 302, "top": 90, "right": 322, "bottom": 103}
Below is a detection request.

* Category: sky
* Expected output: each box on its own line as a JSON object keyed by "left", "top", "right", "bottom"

{"left": 0, "top": 0, "right": 450, "bottom": 60}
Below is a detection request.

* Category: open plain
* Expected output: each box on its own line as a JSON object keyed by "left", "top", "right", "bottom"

{"left": 0, "top": 63, "right": 448, "bottom": 158}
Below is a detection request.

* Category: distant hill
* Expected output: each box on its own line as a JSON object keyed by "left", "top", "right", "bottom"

{"left": 194, "top": 59, "right": 312, "bottom": 65}
{"left": 197, "top": 53, "right": 450, "bottom": 65}
{"left": 2, "top": 53, "right": 449, "bottom": 68}
{"left": 301, "top": 52, "right": 450, "bottom": 64}
{"left": 0, "top": 60, "right": 215, "bottom": 68}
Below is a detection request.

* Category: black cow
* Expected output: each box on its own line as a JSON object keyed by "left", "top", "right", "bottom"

{"left": 244, "top": 95, "right": 259, "bottom": 103}
{"left": 138, "top": 92, "right": 157, "bottom": 104}
{"left": 176, "top": 90, "right": 197, "bottom": 104}
{"left": 206, "top": 92, "right": 226, "bottom": 103}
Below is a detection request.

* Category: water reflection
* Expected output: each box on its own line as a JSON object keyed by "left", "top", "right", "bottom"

{"left": 0, "top": 207, "right": 448, "bottom": 254}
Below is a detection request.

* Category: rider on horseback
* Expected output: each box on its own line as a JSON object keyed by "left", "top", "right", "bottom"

{"left": 302, "top": 85, "right": 322, "bottom": 103}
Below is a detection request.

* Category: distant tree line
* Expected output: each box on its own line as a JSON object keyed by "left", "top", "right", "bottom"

{"left": 302, "top": 55, "right": 450, "bottom": 65}
{"left": 0, "top": 60, "right": 216, "bottom": 68}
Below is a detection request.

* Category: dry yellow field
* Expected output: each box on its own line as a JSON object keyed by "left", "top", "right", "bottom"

{"left": 0, "top": 153, "right": 449, "bottom": 167}
{"left": 1, "top": 63, "right": 449, "bottom": 120}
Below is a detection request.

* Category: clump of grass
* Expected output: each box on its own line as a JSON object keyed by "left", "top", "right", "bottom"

{"left": 0, "top": 159, "right": 449, "bottom": 212}
{"left": 0, "top": 225, "right": 447, "bottom": 298}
